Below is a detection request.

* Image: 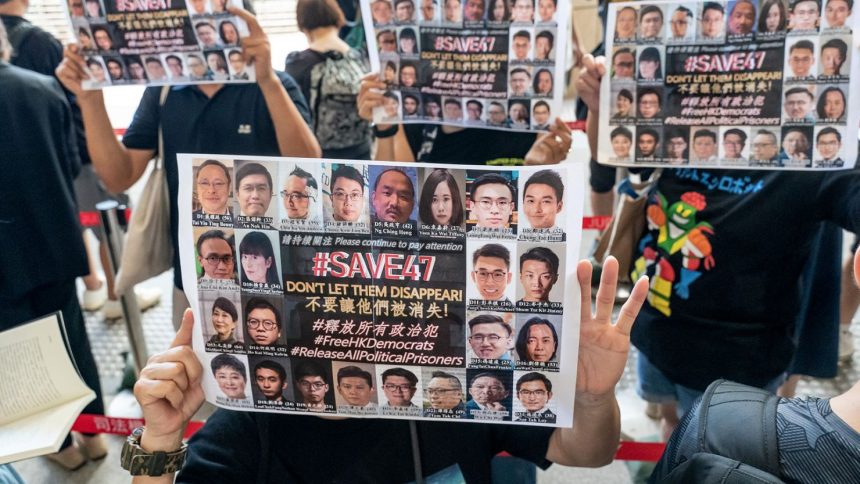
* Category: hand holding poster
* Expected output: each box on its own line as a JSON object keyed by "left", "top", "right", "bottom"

{"left": 363, "top": 0, "right": 570, "bottom": 132}
{"left": 599, "top": 0, "right": 858, "bottom": 170}
{"left": 66, "top": 0, "right": 255, "bottom": 88}
{"left": 179, "top": 154, "right": 584, "bottom": 426}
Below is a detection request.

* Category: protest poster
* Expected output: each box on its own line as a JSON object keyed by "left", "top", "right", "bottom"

{"left": 361, "top": 0, "right": 570, "bottom": 132}
{"left": 66, "top": 0, "right": 255, "bottom": 89}
{"left": 178, "top": 154, "right": 584, "bottom": 427}
{"left": 599, "top": 0, "right": 858, "bottom": 170}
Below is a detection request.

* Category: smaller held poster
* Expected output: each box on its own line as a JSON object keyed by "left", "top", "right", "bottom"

{"left": 362, "top": 0, "right": 570, "bottom": 132}
{"left": 599, "top": 0, "right": 858, "bottom": 170}
{"left": 67, "top": 0, "right": 254, "bottom": 89}
{"left": 178, "top": 154, "right": 584, "bottom": 427}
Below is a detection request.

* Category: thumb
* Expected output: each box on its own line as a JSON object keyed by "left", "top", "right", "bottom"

{"left": 171, "top": 308, "right": 195, "bottom": 348}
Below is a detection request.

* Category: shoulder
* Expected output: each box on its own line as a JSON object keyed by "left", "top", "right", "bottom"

{"left": 0, "top": 64, "right": 65, "bottom": 100}
{"left": 273, "top": 70, "right": 302, "bottom": 90}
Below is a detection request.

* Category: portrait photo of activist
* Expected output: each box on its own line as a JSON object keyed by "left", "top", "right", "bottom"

{"left": 636, "top": 86, "right": 662, "bottom": 119}
{"left": 508, "top": 66, "right": 532, "bottom": 96}
{"left": 637, "top": 4, "right": 664, "bottom": 40}
{"left": 124, "top": 56, "right": 147, "bottom": 82}
{"left": 466, "top": 313, "right": 515, "bottom": 361}
{"left": 86, "top": 56, "right": 109, "bottom": 85}
{"left": 465, "top": 99, "right": 485, "bottom": 123}
{"left": 515, "top": 315, "right": 561, "bottom": 363}
{"left": 789, "top": 0, "right": 821, "bottom": 30}
{"left": 193, "top": 158, "right": 233, "bottom": 215}
{"left": 210, "top": 353, "right": 250, "bottom": 402}
{"left": 520, "top": 168, "right": 564, "bottom": 231}
{"left": 816, "top": 85, "right": 846, "bottom": 121}
{"left": 242, "top": 295, "right": 285, "bottom": 347}
{"left": 635, "top": 127, "right": 660, "bottom": 161}
{"left": 399, "top": 61, "right": 418, "bottom": 87}
{"left": 534, "top": 29, "right": 554, "bottom": 61}
{"left": 195, "top": 228, "right": 238, "bottom": 282}
{"left": 377, "top": 366, "right": 421, "bottom": 410}
{"left": 325, "top": 163, "right": 367, "bottom": 224}
{"left": 219, "top": 18, "right": 241, "bottom": 46}
{"left": 104, "top": 57, "right": 126, "bottom": 82}
{"left": 234, "top": 160, "right": 277, "bottom": 218}
{"left": 611, "top": 47, "right": 635, "bottom": 80}
{"left": 467, "top": 171, "right": 517, "bottom": 230}
{"left": 398, "top": 26, "right": 418, "bottom": 53}
{"left": 668, "top": 5, "right": 695, "bottom": 40}
{"left": 195, "top": 19, "right": 222, "bottom": 49}
{"left": 698, "top": 1, "right": 726, "bottom": 39}
{"left": 186, "top": 0, "right": 210, "bottom": 16}
{"left": 516, "top": 245, "right": 564, "bottom": 304}
{"left": 511, "top": 0, "right": 533, "bottom": 22}
{"left": 279, "top": 164, "right": 321, "bottom": 225}
{"left": 205, "top": 49, "right": 230, "bottom": 80}
{"left": 186, "top": 52, "right": 213, "bottom": 80}
{"left": 779, "top": 126, "right": 813, "bottom": 167}
{"left": 422, "top": 93, "right": 442, "bottom": 119}
{"left": 442, "top": 96, "right": 463, "bottom": 121}
{"left": 758, "top": 0, "right": 789, "bottom": 32}
{"left": 486, "top": 0, "right": 509, "bottom": 21}
{"left": 376, "top": 28, "right": 396, "bottom": 52}
{"left": 372, "top": 0, "right": 394, "bottom": 25}
{"left": 467, "top": 241, "right": 516, "bottom": 303}
{"left": 333, "top": 362, "right": 378, "bottom": 410}
{"left": 786, "top": 38, "right": 817, "bottom": 78}
{"left": 395, "top": 0, "right": 417, "bottom": 22}
{"left": 465, "top": 369, "right": 512, "bottom": 419}
{"left": 536, "top": 0, "right": 556, "bottom": 22}
{"left": 610, "top": 126, "right": 634, "bottom": 162}
{"left": 463, "top": 0, "right": 485, "bottom": 22}
{"left": 162, "top": 53, "right": 185, "bottom": 79}
{"left": 719, "top": 127, "right": 749, "bottom": 162}
{"left": 292, "top": 359, "right": 335, "bottom": 412}
{"left": 383, "top": 59, "right": 398, "bottom": 85}
{"left": 510, "top": 29, "right": 532, "bottom": 62}
{"left": 369, "top": 166, "right": 417, "bottom": 225}
{"left": 443, "top": 0, "right": 462, "bottom": 22}
{"left": 201, "top": 294, "right": 243, "bottom": 346}
{"left": 91, "top": 24, "right": 114, "bottom": 52}
{"left": 531, "top": 100, "right": 551, "bottom": 129}
{"left": 533, "top": 68, "right": 553, "bottom": 96}
{"left": 813, "top": 126, "right": 845, "bottom": 167}
{"left": 663, "top": 127, "right": 690, "bottom": 164}
{"left": 690, "top": 128, "right": 719, "bottom": 164}
{"left": 249, "top": 356, "right": 293, "bottom": 404}
{"left": 749, "top": 128, "right": 781, "bottom": 165}
{"left": 402, "top": 91, "right": 421, "bottom": 117}
{"left": 237, "top": 230, "right": 282, "bottom": 287}
{"left": 514, "top": 371, "right": 556, "bottom": 423}
{"left": 75, "top": 23, "right": 95, "bottom": 51}
{"left": 421, "top": 368, "right": 466, "bottom": 414}
{"left": 823, "top": 0, "right": 852, "bottom": 27}
{"left": 418, "top": 168, "right": 465, "bottom": 227}
{"left": 227, "top": 49, "right": 249, "bottom": 80}
{"left": 783, "top": 85, "right": 816, "bottom": 122}
{"left": 610, "top": 87, "right": 634, "bottom": 120}
{"left": 636, "top": 46, "right": 662, "bottom": 81}
{"left": 508, "top": 99, "right": 530, "bottom": 129}
{"left": 727, "top": 0, "right": 757, "bottom": 35}
{"left": 614, "top": 5, "right": 637, "bottom": 41}
{"left": 819, "top": 37, "right": 849, "bottom": 76}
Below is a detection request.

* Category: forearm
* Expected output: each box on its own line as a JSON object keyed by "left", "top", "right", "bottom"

{"left": 591, "top": 190, "right": 615, "bottom": 217}
{"left": 259, "top": 76, "right": 321, "bottom": 158}
{"left": 587, "top": 110, "right": 599, "bottom": 161}
{"left": 548, "top": 392, "right": 620, "bottom": 467}
{"left": 373, "top": 125, "right": 415, "bottom": 162}
{"left": 78, "top": 94, "right": 137, "bottom": 192}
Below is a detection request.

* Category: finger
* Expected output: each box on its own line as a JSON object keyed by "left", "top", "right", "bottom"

{"left": 139, "top": 361, "right": 190, "bottom": 392}
{"left": 359, "top": 76, "right": 386, "bottom": 95}
{"left": 228, "top": 6, "right": 263, "bottom": 37}
{"left": 135, "top": 379, "right": 186, "bottom": 410}
{"left": 581, "top": 53, "right": 595, "bottom": 70}
{"left": 150, "top": 344, "right": 203, "bottom": 385}
{"left": 615, "top": 275, "right": 649, "bottom": 336}
{"left": 577, "top": 259, "right": 594, "bottom": 324}
{"left": 595, "top": 256, "right": 620, "bottom": 323}
{"left": 553, "top": 117, "right": 572, "bottom": 134}
{"left": 171, "top": 309, "right": 194, "bottom": 348}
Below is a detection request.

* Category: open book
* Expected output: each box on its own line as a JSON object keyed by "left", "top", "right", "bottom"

{"left": 0, "top": 313, "right": 96, "bottom": 464}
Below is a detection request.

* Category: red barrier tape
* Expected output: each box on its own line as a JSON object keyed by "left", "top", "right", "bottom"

{"left": 79, "top": 209, "right": 132, "bottom": 228}
{"left": 565, "top": 120, "right": 586, "bottom": 132}
{"left": 582, "top": 215, "right": 611, "bottom": 231}
{"left": 71, "top": 414, "right": 665, "bottom": 461}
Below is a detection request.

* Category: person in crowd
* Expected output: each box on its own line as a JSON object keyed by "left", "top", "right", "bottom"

{"left": 699, "top": 2, "right": 725, "bottom": 38}
{"left": 759, "top": 0, "right": 788, "bottom": 31}
{"left": 522, "top": 169, "right": 563, "bottom": 230}
{"left": 466, "top": 373, "right": 509, "bottom": 418}
{"left": 790, "top": 0, "right": 821, "bottom": 30}
{"left": 211, "top": 354, "right": 248, "bottom": 400}
{"left": 254, "top": 360, "right": 288, "bottom": 403}
{"left": 515, "top": 373, "right": 556, "bottom": 422}
{"left": 381, "top": 368, "right": 419, "bottom": 408}
{"left": 825, "top": 0, "right": 852, "bottom": 27}
{"left": 293, "top": 360, "right": 331, "bottom": 412}
{"left": 516, "top": 318, "right": 559, "bottom": 362}
{"left": 518, "top": 247, "right": 560, "bottom": 302}
{"left": 239, "top": 232, "right": 280, "bottom": 285}
{"left": 468, "top": 314, "right": 514, "bottom": 360}
{"left": 244, "top": 297, "right": 282, "bottom": 347}
{"left": 727, "top": 0, "right": 756, "bottom": 34}
{"left": 638, "top": 5, "right": 663, "bottom": 39}
{"left": 336, "top": 366, "right": 376, "bottom": 408}
{"left": 196, "top": 230, "right": 237, "bottom": 281}
{"left": 419, "top": 168, "right": 464, "bottom": 227}
{"left": 329, "top": 164, "right": 365, "bottom": 222}
{"left": 371, "top": 168, "right": 415, "bottom": 224}
{"left": 207, "top": 297, "right": 239, "bottom": 344}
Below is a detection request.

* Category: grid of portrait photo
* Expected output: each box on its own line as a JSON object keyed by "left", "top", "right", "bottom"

{"left": 69, "top": 0, "right": 254, "bottom": 89}
{"left": 187, "top": 156, "right": 576, "bottom": 425}
{"left": 603, "top": 0, "right": 856, "bottom": 169}
{"left": 366, "top": 0, "right": 568, "bottom": 131}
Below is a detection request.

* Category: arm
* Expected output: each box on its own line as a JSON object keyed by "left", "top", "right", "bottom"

{"left": 546, "top": 257, "right": 648, "bottom": 466}
{"left": 56, "top": 45, "right": 154, "bottom": 192}
{"left": 356, "top": 73, "right": 416, "bottom": 162}
{"left": 232, "top": 8, "right": 321, "bottom": 158}
{"left": 575, "top": 54, "right": 605, "bottom": 162}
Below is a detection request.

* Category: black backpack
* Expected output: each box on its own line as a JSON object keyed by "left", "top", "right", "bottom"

{"left": 650, "top": 379, "right": 786, "bottom": 483}
{"left": 308, "top": 49, "right": 369, "bottom": 151}
{"left": 5, "top": 18, "right": 37, "bottom": 63}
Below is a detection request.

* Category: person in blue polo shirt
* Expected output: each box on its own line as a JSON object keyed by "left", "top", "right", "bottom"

{"left": 56, "top": 6, "right": 321, "bottom": 328}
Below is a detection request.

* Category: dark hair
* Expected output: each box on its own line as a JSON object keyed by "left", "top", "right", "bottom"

{"left": 789, "top": 39, "right": 815, "bottom": 54}
{"left": 466, "top": 99, "right": 483, "bottom": 110}
{"left": 611, "top": 126, "right": 633, "bottom": 141}
{"left": 516, "top": 372, "right": 552, "bottom": 392}
{"left": 816, "top": 126, "right": 842, "bottom": 142}
{"left": 219, "top": 19, "right": 239, "bottom": 44}
{"left": 640, "top": 4, "right": 664, "bottom": 21}
{"left": 244, "top": 297, "right": 282, "bottom": 327}
{"left": 239, "top": 232, "right": 280, "bottom": 284}
{"left": 513, "top": 29, "right": 531, "bottom": 41}
{"left": 144, "top": 56, "right": 162, "bottom": 66}
{"left": 515, "top": 318, "right": 558, "bottom": 361}
{"left": 535, "top": 30, "right": 554, "bottom": 48}
{"left": 754, "top": 129, "right": 778, "bottom": 144}
{"left": 382, "top": 90, "right": 399, "bottom": 102}
{"left": 820, "top": 38, "right": 848, "bottom": 70}
{"left": 196, "top": 230, "right": 234, "bottom": 279}
{"left": 639, "top": 127, "right": 660, "bottom": 143}
{"left": 470, "top": 172, "right": 514, "bottom": 202}
{"left": 532, "top": 69, "right": 553, "bottom": 93}
{"left": 816, "top": 86, "right": 846, "bottom": 119}
{"left": 472, "top": 243, "right": 511, "bottom": 267}
{"left": 469, "top": 314, "right": 513, "bottom": 337}
{"left": 674, "top": 6, "right": 693, "bottom": 17}
{"left": 165, "top": 54, "right": 182, "bottom": 66}
{"left": 403, "top": 92, "right": 419, "bottom": 103}
{"left": 235, "top": 162, "right": 273, "bottom": 191}
{"left": 638, "top": 87, "right": 662, "bottom": 105}
{"left": 196, "top": 159, "right": 231, "bottom": 186}
{"left": 195, "top": 21, "right": 216, "bottom": 32}
{"left": 294, "top": 360, "right": 327, "bottom": 382}
{"left": 617, "top": 88, "right": 633, "bottom": 102}
{"left": 487, "top": 0, "right": 511, "bottom": 20}
{"left": 337, "top": 365, "right": 373, "bottom": 387}
{"left": 212, "top": 297, "right": 238, "bottom": 321}
{"left": 612, "top": 47, "right": 634, "bottom": 64}
{"left": 693, "top": 129, "right": 717, "bottom": 142}
{"left": 228, "top": 49, "right": 243, "bottom": 59}
{"left": 510, "top": 66, "right": 531, "bottom": 79}
{"left": 288, "top": 166, "right": 318, "bottom": 191}
{"left": 723, "top": 128, "right": 747, "bottom": 144}
{"left": 785, "top": 86, "right": 814, "bottom": 100}
{"left": 78, "top": 27, "right": 92, "bottom": 38}
{"left": 297, "top": 0, "right": 346, "bottom": 30}
{"left": 211, "top": 354, "right": 246, "bottom": 379}
{"left": 703, "top": 2, "right": 725, "bottom": 15}
{"left": 638, "top": 47, "right": 662, "bottom": 79}
{"left": 519, "top": 246, "right": 559, "bottom": 273}
{"left": 790, "top": 0, "right": 820, "bottom": 9}
{"left": 330, "top": 165, "right": 364, "bottom": 191}
{"left": 377, "top": 29, "right": 395, "bottom": 41}
{"left": 381, "top": 367, "right": 418, "bottom": 385}
{"left": 827, "top": 0, "right": 853, "bottom": 8}
{"left": 533, "top": 100, "right": 550, "bottom": 112}
{"left": 419, "top": 168, "right": 464, "bottom": 226}
{"left": 523, "top": 169, "right": 563, "bottom": 201}
{"left": 91, "top": 25, "right": 110, "bottom": 37}
{"left": 400, "top": 27, "right": 417, "bottom": 41}
{"left": 430, "top": 370, "right": 462, "bottom": 391}
{"left": 758, "top": 0, "right": 788, "bottom": 30}
{"left": 254, "top": 360, "right": 287, "bottom": 382}
{"left": 444, "top": 98, "right": 461, "bottom": 107}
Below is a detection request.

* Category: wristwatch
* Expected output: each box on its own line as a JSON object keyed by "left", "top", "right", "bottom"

{"left": 120, "top": 426, "right": 187, "bottom": 476}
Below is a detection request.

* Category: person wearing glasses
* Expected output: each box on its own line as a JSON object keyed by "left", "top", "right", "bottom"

{"left": 470, "top": 244, "right": 514, "bottom": 303}
{"left": 371, "top": 168, "right": 416, "bottom": 224}
{"left": 380, "top": 368, "right": 420, "bottom": 413}
{"left": 244, "top": 297, "right": 282, "bottom": 347}
{"left": 293, "top": 360, "right": 332, "bottom": 412}
{"left": 196, "top": 230, "right": 237, "bottom": 282}
{"left": 195, "top": 159, "right": 232, "bottom": 216}
{"left": 467, "top": 314, "right": 514, "bottom": 361}
{"left": 669, "top": 6, "right": 694, "bottom": 40}
{"left": 515, "top": 372, "right": 556, "bottom": 423}
{"left": 281, "top": 166, "right": 317, "bottom": 221}
{"left": 469, "top": 173, "right": 515, "bottom": 230}
{"left": 424, "top": 371, "right": 465, "bottom": 414}
{"left": 235, "top": 162, "right": 274, "bottom": 218}
{"left": 207, "top": 297, "right": 240, "bottom": 345}
{"left": 465, "top": 372, "right": 510, "bottom": 419}
{"left": 329, "top": 164, "right": 365, "bottom": 222}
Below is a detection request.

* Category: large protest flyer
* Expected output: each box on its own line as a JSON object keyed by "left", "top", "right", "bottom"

{"left": 361, "top": 0, "right": 571, "bottom": 132}
{"left": 66, "top": 0, "right": 255, "bottom": 89}
{"left": 599, "top": 0, "right": 859, "bottom": 170}
{"left": 178, "top": 154, "right": 584, "bottom": 427}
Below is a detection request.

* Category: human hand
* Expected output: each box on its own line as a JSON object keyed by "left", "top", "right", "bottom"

{"left": 575, "top": 54, "right": 606, "bottom": 116}
{"left": 575, "top": 256, "right": 648, "bottom": 401}
{"left": 55, "top": 44, "right": 103, "bottom": 103}
{"left": 524, "top": 118, "right": 572, "bottom": 165}
{"left": 134, "top": 310, "right": 205, "bottom": 452}
{"left": 357, "top": 72, "right": 388, "bottom": 125}
{"left": 231, "top": 7, "right": 276, "bottom": 86}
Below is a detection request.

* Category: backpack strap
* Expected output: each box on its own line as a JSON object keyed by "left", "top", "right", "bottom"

{"left": 698, "top": 379, "right": 782, "bottom": 477}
